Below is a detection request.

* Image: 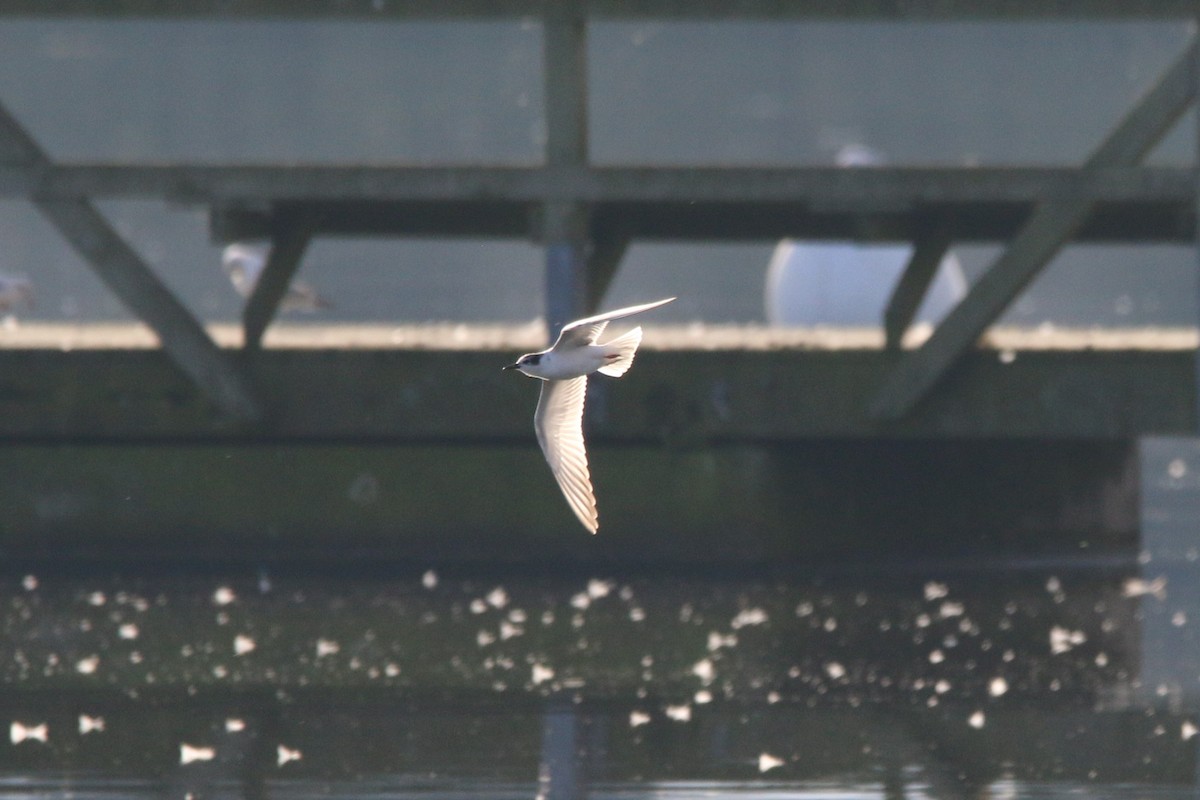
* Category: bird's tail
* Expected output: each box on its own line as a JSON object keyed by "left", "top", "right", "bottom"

{"left": 597, "top": 326, "right": 643, "bottom": 377}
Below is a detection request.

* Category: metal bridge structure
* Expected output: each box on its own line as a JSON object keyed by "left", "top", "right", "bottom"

{"left": 0, "top": 1, "right": 1196, "bottom": 557}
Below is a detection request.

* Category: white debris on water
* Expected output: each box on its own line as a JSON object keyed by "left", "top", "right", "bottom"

{"left": 587, "top": 579, "right": 613, "bottom": 599}
{"left": 924, "top": 582, "right": 949, "bottom": 601}
{"left": 665, "top": 704, "right": 691, "bottom": 722}
{"left": 1183, "top": 721, "right": 1198, "bottom": 740}
{"left": 75, "top": 655, "right": 99, "bottom": 674}
{"left": 531, "top": 663, "right": 555, "bottom": 685}
{"left": 277, "top": 745, "right": 302, "bottom": 766}
{"left": 1122, "top": 576, "right": 1167, "bottom": 599}
{"left": 692, "top": 658, "right": 715, "bottom": 684}
{"left": 694, "top": 690, "right": 713, "bottom": 704}
{"left": 421, "top": 570, "right": 438, "bottom": 589}
{"left": 212, "top": 587, "right": 236, "bottom": 606}
{"left": 79, "top": 715, "right": 105, "bottom": 734}
{"left": 180, "top": 743, "right": 214, "bottom": 765}
{"left": 486, "top": 587, "right": 509, "bottom": 609}
{"left": 708, "top": 632, "right": 737, "bottom": 651}
{"left": 225, "top": 718, "right": 246, "bottom": 733}
{"left": 11, "top": 722, "right": 47, "bottom": 744}
{"left": 731, "top": 608, "right": 768, "bottom": 629}
{"left": 629, "top": 710, "right": 651, "bottom": 727}
{"left": 938, "top": 601, "right": 964, "bottom": 618}
{"left": 968, "top": 710, "right": 986, "bottom": 729}
{"left": 1049, "top": 626, "right": 1086, "bottom": 654}
{"left": 22, "top": 575, "right": 37, "bottom": 591}
{"left": 87, "top": 591, "right": 106, "bottom": 606}
{"left": 118, "top": 623, "right": 139, "bottom": 640}
{"left": 758, "top": 753, "right": 786, "bottom": 772}
{"left": 989, "top": 677, "right": 1009, "bottom": 697}
{"left": 234, "top": 634, "right": 256, "bottom": 655}
{"left": 825, "top": 662, "right": 846, "bottom": 680}
{"left": 315, "top": 639, "right": 340, "bottom": 657}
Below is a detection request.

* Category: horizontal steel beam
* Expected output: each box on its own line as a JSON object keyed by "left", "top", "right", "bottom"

{"left": 0, "top": 344, "right": 1190, "bottom": 441}
{"left": 4, "top": 165, "right": 1194, "bottom": 243}
{"left": 0, "top": 0, "right": 1195, "bottom": 19}
{"left": 0, "top": 164, "right": 1190, "bottom": 205}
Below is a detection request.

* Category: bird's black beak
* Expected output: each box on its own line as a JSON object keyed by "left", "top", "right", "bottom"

{"left": 502, "top": 363, "right": 519, "bottom": 370}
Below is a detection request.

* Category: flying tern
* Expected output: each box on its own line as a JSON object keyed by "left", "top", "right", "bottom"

{"left": 504, "top": 297, "right": 676, "bottom": 533}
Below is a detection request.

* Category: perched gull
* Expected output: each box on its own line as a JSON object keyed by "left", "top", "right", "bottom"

{"left": 0, "top": 274, "right": 34, "bottom": 314}
{"left": 221, "top": 243, "right": 332, "bottom": 312}
{"left": 504, "top": 297, "right": 676, "bottom": 533}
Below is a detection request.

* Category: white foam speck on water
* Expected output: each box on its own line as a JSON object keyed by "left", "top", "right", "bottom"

{"left": 277, "top": 745, "right": 302, "bottom": 766}
{"left": 179, "top": 744, "right": 214, "bottom": 765}
{"left": 924, "top": 582, "right": 949, "bottom": 601}
{"left": 486, "top": 587, "right": 509, "bottom": 609}
{"left": 665, "top": 704, "right": 691, "bottom": 722}
{"left": 587, "top": 579, "right": 613, "bottom": 599}
{"left": 731, "top": 608, "right": 768, "bottom": 628}
{"left": 707, "top": 632, "right": 737, "bottom": 651}
{"left": 758, "top": 753, "right": 786, "bottom": 773}
{"left": 78, "top": 715, "right": 105, "bottom": 735}
{"left": 1050, "top": 626, "right": 1086, "bottom": 654}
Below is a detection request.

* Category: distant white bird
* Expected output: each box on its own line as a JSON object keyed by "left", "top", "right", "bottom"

{"left": 504, "top": 297, "right": 676, "bottom": 533}
{"left": 765, "top": 144, "right": 966, "bottom": 327}
{"left": 0, "top": 274, "right": 34, "bottom": 313}
{"left": 221, "top": 243, "right": 332, "bottom": 312}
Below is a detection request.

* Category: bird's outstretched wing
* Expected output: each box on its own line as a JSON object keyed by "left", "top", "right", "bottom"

{"left": 534, "top": 376, "right": 598, "bottom": 533}
{"left": 554, "top": 297, "right": 676, "bottom": 349}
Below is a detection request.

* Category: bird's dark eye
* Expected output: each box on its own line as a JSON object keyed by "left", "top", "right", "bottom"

{"left": 525, "top": 354, "right": 541, "bottom": 365}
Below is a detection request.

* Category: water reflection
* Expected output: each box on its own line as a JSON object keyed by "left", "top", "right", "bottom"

{"left": 0, "top": 563, "right": 1194, "bottom": 799}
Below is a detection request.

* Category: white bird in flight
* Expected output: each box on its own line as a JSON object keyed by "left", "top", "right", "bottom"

{"left": 221, "top": 243, "right": 332, "bottom": 312}
{"left": 504, "top": 297, "right": 676, "bottom": 533}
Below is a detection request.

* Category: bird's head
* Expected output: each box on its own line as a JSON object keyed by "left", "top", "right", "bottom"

{"left": 503, "top": 352, "right": 544, "bottom": 376}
